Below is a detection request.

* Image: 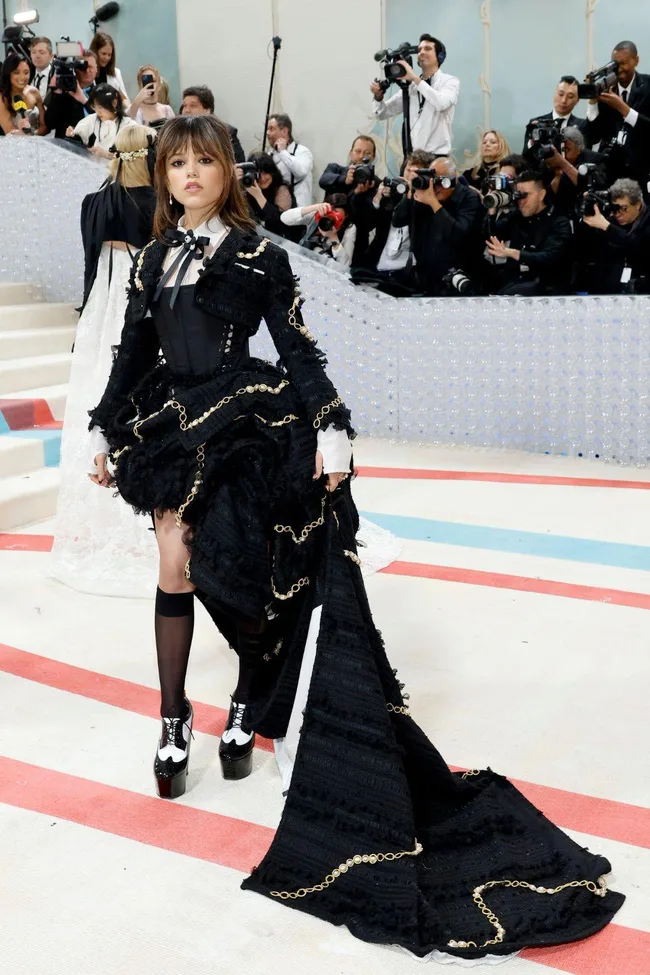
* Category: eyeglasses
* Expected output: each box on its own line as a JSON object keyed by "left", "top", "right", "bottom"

{"left": 611, "top": 203, "right": 631, "bottom": 213}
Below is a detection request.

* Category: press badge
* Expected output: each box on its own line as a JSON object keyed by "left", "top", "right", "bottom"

{"left": 621, "top": 266, "right": 632, "bottom": 284}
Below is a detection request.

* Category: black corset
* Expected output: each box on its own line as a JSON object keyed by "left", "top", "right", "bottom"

{"left": 152, "top": 286, "right": 250, "bottom": 378}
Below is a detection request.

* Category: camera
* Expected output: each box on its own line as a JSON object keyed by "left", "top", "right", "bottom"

{"left": 238, "top": 161, "right": 260, "bottom": 188}
{"left": 411, "top": 169, "right": 457, "bottom": 191}
{"left": 316, "top": 208, "right": 346, "bottom": 233}
{"left": 442, "top": 268, "right": 475, "bottom": 296}
{"left": 578, "top": 189, "right": 614, "bottom": 218}
{"left": 373, "top": 41, "right": 419, "bottom": 92}
{"left": 353, "top": 157, "right": 376, "bottom": 186}
{"left": 578, "top": 61, "right": 619, "bottom": 100}
{"left": 526, "top": 120, "right": 565, "bottom": 164}
{"left": 381, "top": 176, "right": 408, "bottom": 201}
{"left": 52, "top": 41, "right": 88, "bottom": 92}
{"left": 482, "top": 174, "right": 526, "bottom": 210}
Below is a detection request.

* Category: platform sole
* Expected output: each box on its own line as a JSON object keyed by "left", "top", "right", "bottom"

{"left": 155, "top": 766, "right": 188, "bottom": 799}
{"left": 219, "top": 749, "right": 253, "bottom": 780}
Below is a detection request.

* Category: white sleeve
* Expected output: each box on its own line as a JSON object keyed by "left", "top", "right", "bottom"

{"left": 88, "top": 427, "right": 111, "bottom": 474}
{"left": 277, "top": 145, "right": 313, "bottom": 180}
{"left": 113, "top": 68, "right": 130, "bottom": 104}
{"left": 626, "top": 108, "right": 639, "bottom": 128}
{"left": 586, "top": 102, "right": 600, "bottom": 121}
{"left": 331, "top": 225, "right": 356, "bottom": 267}
{"left": 73, "top": 114, "right": 93, "bottom": 142}
{"left": 317, "top": 425, "right": 352, "bottom": 474}
{"left": 373, "top": 90, "right": 403, "bottom": 120}
{"left": 280, "top": 206, "right": 311, "bottom": 227}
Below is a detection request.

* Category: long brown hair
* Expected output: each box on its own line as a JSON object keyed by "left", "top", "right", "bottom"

{"left": 90, "top": 31, "right": 116, "bottom": 75}
{"left": 153, "top": 115, "right": 255, "bottom": 241}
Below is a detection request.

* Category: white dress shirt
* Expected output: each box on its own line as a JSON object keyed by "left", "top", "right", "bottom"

{"left": 377, "top": 224, "right": 410, "bottom": 272}
{"left": 90, "top": 215, "right": 351, "bottom": 474}
{"left": 32, "top": 63, "right": 53, "bottom": 99}
{"left": 107, "top": 69, "right": 130, "bottom": 106}
{"left": 271, "top": 141, "right": 314, "bottom": 207}
{"left": 73, "top": 113, "right": 136, "bottom": 152}
{"left": 372, "top": 69, "right": 460, "bottom": 154}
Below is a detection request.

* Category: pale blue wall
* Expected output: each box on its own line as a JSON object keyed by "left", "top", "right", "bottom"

{"left": 385, "top": 0, "right": 650, "bottom": 166}
{"left": 26, "top": 0, "right": 180, "bottom": 107}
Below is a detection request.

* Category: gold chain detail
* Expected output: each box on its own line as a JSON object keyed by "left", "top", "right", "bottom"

{"left": 236, "top": 237, "right": 270, "bottom": 259}
{"left": 274, "top": 497, "right": 326, "bottom": 545}
{"left": 387, "top": 702, "right": 411, "bottom": 716}
{"left": 268, "top": 414, "right": 299, "bottom": 427}
{"left": 184, "top": 556, "right": 191, "bottom": 580}
{"left": 271, "top": 575, "right": 310, "bottom": 601}
{"left": 263, "top": 638, "right": 283, "bottom": 663}
{"left": 313, "top": 396, "right": 343, "bottom": 429}
{"left": 175, "top": 443, "right": 206, "bottom": 528}
{"left": 343, "top": 549, "right": 362, "bottom": 566}
{"left": 288, "top": 288, "right": 316, "bottom": 343}
{"left": 447, "top": 875, "right": 609, "bottom": 951}
{"left": 270, "top": 840, "right": 424, "bottom": 900}
{"left": 133, "top": 239, "right": 157, "bottom": 291}
{"left": 462, "top": 769, "right": 481, "bottom": 780}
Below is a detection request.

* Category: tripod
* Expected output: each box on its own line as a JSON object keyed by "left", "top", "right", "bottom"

{"left": 261, "top": 36, "right": 282, "bottom": 151}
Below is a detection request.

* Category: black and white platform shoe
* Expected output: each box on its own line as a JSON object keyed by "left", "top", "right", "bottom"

{"left": 219, "top": 700, "right": 255, "bottom": 780}
{"left": 154, "top": 699, "right": 194, "bottom": 799}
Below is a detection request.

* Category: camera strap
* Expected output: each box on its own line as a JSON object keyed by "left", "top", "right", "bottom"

{"left": 288, "top": 143, "right": 305, "bottom": 193}
{"left": 417, "top": 75, "right": 432, "bottom": 115}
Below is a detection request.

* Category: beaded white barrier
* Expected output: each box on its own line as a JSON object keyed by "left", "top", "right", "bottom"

{"left": 0, "top": 137, "right": 106, "bottom": 302}
{"left": 2, "top": 140, "right": 648, "bottom": 465}
{"left": 253, "top": 244, "right": 650, "bottom": 467}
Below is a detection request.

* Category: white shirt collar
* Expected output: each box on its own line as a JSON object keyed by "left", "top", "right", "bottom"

{"left": 619, "top": 76, "right": 635, "bottom": 96}
{"left": 177, "top": 213, "right": 227, "bottom": 243}
{"left": 552, "top": 111, "right": 571, "bottom": 121}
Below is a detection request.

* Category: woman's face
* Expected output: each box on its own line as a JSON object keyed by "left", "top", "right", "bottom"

{"left": 167, "top": 143, "right": 225, "bottom": 216}
{"left": 258, "top": 171, "right": 272, "bottom": 190}
{"left": 10, "top": 61, "right": 30, "bottom": 92}
{"left": 95, "top": 100, "right": 117, "bottom": 122}
{"left": 97, "top": 44, "right": 113, "bottom": 68}
{"left": 482, "top": 132, "right": 500, "bottom": 161}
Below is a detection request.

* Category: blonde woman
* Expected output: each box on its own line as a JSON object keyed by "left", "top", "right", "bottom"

{"left": 463, "top": 129, "right": 510, "bottom": 190}
{"left": 128, "top": 64, "right": 175, "bottom": 126}
{"left": 51, "top": 125, "right": 159, "bottom": 596}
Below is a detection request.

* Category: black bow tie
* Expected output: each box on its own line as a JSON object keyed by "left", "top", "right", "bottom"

{"left": 154, "top": 228, "right": 210, "bottom": 308}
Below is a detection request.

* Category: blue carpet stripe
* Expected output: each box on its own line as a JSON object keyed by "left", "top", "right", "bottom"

{"left": 360, "top": 510, "right": 650, "bottom": 572}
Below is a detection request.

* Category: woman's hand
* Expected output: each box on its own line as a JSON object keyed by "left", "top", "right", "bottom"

{"left": 65, "top": 125, "right": 75, "bottom": 138}
{"left": 301, "top": 202, "right": 330, "bottom": 218}
{"left": 313, "top": 450, "right": 347, "bottom": 492}
{"left": 246, "top": 180, "right": 266, "bottom": 205}
{"left": 88, "top": 453, "right": 113, "bottom": 487}
{"left": 89, "top": 145, "right": 112, "bottom": 159}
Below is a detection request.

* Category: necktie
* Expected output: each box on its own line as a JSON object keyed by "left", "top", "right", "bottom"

{"left": 622, "top": 89, "right": 629, "bottom": 104}
{"left": 34, "top": 74, "right": 43, "bottom": 89}
{"left": 154, "top": 229, "right": 210, "bottom": 309}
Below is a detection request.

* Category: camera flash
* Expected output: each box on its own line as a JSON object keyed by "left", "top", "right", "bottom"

{"left": 13, "top": 9, "right": 40, "bottom": 25}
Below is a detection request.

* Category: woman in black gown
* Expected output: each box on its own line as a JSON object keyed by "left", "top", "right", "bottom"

{"left": 89, "top": 115, "right": 624, "bottom": 962}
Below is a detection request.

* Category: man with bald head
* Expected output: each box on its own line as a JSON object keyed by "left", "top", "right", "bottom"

{"left": 391, "top": 156, "right": 483, "bottom": 294}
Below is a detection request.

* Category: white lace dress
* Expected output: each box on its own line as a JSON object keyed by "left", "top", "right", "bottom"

{"left": 51, "top": 240, "right": 400, "bottom": 598}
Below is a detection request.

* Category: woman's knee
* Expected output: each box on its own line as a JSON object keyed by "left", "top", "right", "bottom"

{"left": 158, "top": 564, "right": 195, "bottom": 593}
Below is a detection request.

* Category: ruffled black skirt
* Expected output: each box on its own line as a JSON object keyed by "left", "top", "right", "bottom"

{"left": 107, "top": 358, "right": 624, "bottom": 960}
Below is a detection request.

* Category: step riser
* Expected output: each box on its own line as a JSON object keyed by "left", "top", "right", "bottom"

{"left": 0, "top": 440, "right": 45, "bottom": 478}
{"left": 0, "top": 329, "right": 76, "bottom": 361}
{"left": 0, "top": 283, "right": 44, "bottom": 306}
{"left": 0, "top": 479, "right": 58, "bottom": 530}
{"left": 0, "top": 360, "right": 72, "bottom": 396}
{"left": 0, "top": 306, "right": 78, "bottom": 331}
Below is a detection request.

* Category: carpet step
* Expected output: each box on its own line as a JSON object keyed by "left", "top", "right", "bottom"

{"left": 0, "top": 327, "right": 77, "bottom": 361}
{"left": 0, "top": 282, "right": 44, "bottom": 306}
{"left": 0, "top": 353, "right": 72, "bottom": 396}
{"left": 0, "top": 303, "right": 78, "bottom": 332}
{"left": 0, "top": 466, "right": 60, "bottom": 530}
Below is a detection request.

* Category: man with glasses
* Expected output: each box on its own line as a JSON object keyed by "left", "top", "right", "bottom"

{"left": 581, "top": 176, "right": 650, "bottom": 292}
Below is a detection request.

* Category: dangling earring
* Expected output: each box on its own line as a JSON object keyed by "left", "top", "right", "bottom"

{"left": 169, "top": 192, "right": 173, "bottom": 206}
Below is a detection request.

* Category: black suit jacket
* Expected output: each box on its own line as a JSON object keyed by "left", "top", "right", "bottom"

{"left": 222, "top": 121, "right": 245, "bottom": 163}
{"left": 523, "top": 112, "right": 588, "bottom": 153}
{"left": 586, "top": 73, "right": 650, "bottom": 148}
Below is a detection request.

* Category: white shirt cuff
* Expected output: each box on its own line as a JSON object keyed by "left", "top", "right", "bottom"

{"left": 626, "top": 108, "right": 639, "bottom": 128}
{"left": 586, "top": 102, "right": 599, "bottom": 121}
{"left": 317, "top": 425, "right": 352, "bottom": 474}
{"left": 88, "top": 427, "right": 110, "bottom": 474}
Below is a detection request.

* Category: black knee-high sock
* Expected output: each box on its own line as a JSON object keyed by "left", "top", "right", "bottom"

{"left": 234, "top": 618, "right": 267, "bottom": 704}
{"left": 155, "top": 588, "right": 195, "bottom": 718}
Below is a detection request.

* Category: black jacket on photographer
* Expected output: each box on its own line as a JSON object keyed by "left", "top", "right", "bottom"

{"left": 523, "top": 112, "right": 588, "bottom": 154}
{"left": 319, "top": 163, "right": 377, "bottom": 266}
{"left": 484, "top": 204, "right": 573, "bottom": 295}
{"left": 392, "top": 181, "right": 483, "bottom": 295}
{"left": 45, "top": 85, "right": 94, "bottom": 139}
{"left": 586, "top": 74, "right": 650, "bottom": 186}
{"left": 577, "top": 204, "right": 650, "bottom": 294}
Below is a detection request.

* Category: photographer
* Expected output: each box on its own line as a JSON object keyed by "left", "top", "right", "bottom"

{"left": 370, "top": 34, "right": 459, "bottom": 155}
{"left": 267, "top": 113, "right": 313, "bottom": 207}
{"left": 544, "top": 127, "right": 607, "bottom": 214}
{"left": 180, "top": 85, "right": 244, "bottom": 162}
{"left": 236, "top": 151, "right": 295, "bottom": 239}
{"left": 319, "top": 135, "right": 377, "bottom": 195}
{"left": 523, "top": 76, "right": 587, "bottom": 151}
{"left": 581, "top": 177, "right": 650, "bottom": 292}
{"left": 484, "top": 170, "right": 573, "bottom": 295}
{"left": 45, "top": 50, "right": 98, "bottom": 140}
{"left": 585, "top": 42, "right": 650, "bottom": 187}
{"left": 391, "top": 156, "right": 483, "bottom": 295}
{"left": 282, "top": 195, "right": 357, "bottom": 267}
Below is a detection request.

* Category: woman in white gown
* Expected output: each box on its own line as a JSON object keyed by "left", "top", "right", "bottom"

{"left": 51, "top": 123, "right": 399, "bottom": 597}
{"left": 51, "top": 125, "right": 160, "bottom": 596}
